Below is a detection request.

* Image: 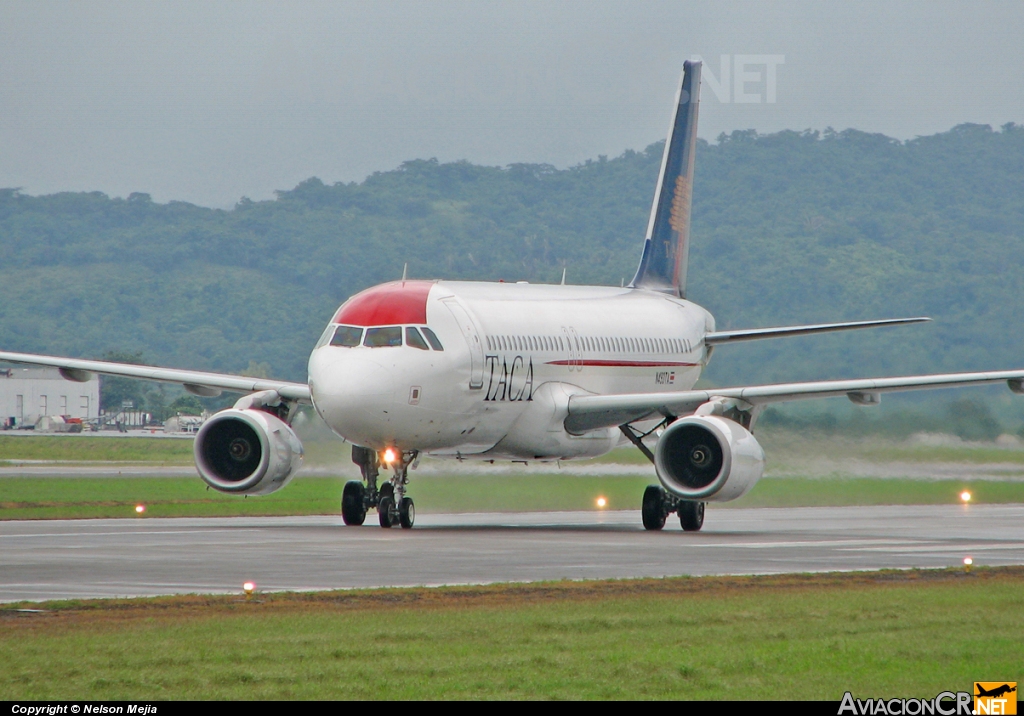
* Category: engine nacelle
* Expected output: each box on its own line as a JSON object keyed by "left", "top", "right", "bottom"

{"left": 653, "top": 415, "right": 765, "bottom": 502}
{"left": 194, "top": 409, "right": 304, "bottom": 496}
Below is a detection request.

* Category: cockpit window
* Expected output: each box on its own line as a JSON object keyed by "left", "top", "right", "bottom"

{"left": 421, "top": 327, "right": 444, "bottom": 351}
{"left": 315, "top": 324, "right": 335, "bottom": 349}
{"left": 364, "top": 326, "right": 403, "bottom": 347}
{"left": 405, "top": 327, "right": 429, "bottom": 350}
{"left": 330, "top": 325, "right": 364, "bottom": 347}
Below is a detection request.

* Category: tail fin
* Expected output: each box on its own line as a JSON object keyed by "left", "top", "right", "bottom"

{"left": 629, "top": 60, "right": 702, "bottom": 298}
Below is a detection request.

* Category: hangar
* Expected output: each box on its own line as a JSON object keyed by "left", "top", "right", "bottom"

{"left": 0, "top": 366, "right": 100, "bottom": 428}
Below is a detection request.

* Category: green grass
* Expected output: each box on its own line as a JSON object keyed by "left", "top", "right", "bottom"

{"left": 1, "top": 432, "right": 1023, "bottom": 520}
{"left": 1, "top": 473, "right": 1022, "bottom": 520}
{"left": 0, "top": 435, "right": 193, "bottom": 463}
{"left": 1, "top": 569, "right": 1020, "bottom": 699}
{"left": 3, "top": 431, "right": 1024, "bottom": 467}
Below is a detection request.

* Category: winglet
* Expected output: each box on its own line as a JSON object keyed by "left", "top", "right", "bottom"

{"left": 629, "top": 60, "right": 702, "bottom": 298}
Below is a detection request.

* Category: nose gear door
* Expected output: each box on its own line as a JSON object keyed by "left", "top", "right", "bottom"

{"left": 442, "top": 298, "right": 485, "bottom": 389}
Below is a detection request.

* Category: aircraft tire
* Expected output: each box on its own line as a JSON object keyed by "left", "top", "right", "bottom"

{"left": 379, "top": 496, "right": 395, "bottom": 528}
{"left": 399, "top": 497, "right": 415, "bottom": 529}
{"left": 341, "top": 481, "right": 367, "bottom": 526}
{"left": 679, "top": 501, "right": 705, "bottom": 532}
{"left": 642, "top": 485, "right": 667, "bottom": 531}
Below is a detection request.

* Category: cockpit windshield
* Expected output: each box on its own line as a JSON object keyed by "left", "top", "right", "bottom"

{"left": 364, "top": 326, "right": 403, "bottom": 347}
{"left": 319, "top": 323, "right": 443, "bottom": 350}
{"left": 405, "top": 327, "right": 429, "bottom": 350}
{"left": 330, "top": 325, "right": 363, "bottom": 347}
{"left": 421, "top": 326, "right": 444, "bottom": 351}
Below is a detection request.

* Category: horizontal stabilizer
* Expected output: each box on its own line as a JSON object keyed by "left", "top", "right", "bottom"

{"left": 704, "top": 317, "right": 930, "bottom": 346}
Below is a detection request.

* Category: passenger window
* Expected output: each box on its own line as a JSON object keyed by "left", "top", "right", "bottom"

{"left": 364, "top": 326, "right": 403, "bottom": 347}
{"left": 406, "top": 327, "right": 430, "bottom": 350}
{"left": 331, "top": 325, "right": 364, "bottom": 347}
{"left": 421, "top": 327, "right": 444, "bottom": 351}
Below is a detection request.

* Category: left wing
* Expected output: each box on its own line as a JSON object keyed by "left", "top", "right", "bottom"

{"left": 0, "top": 351, "right": 311, "bottom": 403}
{"left": 565, "top": 369, "right": 1024, "bottom": 434}
{"left": 704, "top": 317, "right": 930, "bottom": 345}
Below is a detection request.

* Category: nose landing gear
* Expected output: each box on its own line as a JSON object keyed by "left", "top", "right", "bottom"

{"left": 345, "top": 445, "right": 417, "bottom": 529}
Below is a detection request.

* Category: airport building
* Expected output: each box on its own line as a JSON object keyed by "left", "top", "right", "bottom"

{"left": 0, "top": 366, "right": 100, "bottom": 427}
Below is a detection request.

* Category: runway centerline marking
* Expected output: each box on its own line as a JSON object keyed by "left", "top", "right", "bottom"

{"left": 0, "top": 528, "right": 269, "bottom": 539}
{"left": 841, "top": 542, "right": 1024, "bottom": 553}
{"left": 687, "top": 539, "right": 933, "bottom": 549}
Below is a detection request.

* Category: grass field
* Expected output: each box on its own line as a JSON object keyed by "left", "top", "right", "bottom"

{"left": 1, "top": 568, "right": 1020, "bottom": 700}
{"left": 0, "top": 434, "right": 193, "bottom": 463}
{"left": 2, "top": 432, "right": 1023, "bottom": 520}
{"left": 6, "top": 431, "right": 1024, "bottom": 466}
{"left": 2, "top": 474, "right": 1023, "bottom": 520}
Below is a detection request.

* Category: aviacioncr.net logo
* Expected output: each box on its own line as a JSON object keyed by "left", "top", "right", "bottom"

{"left": 839, "top": 692, "right": 973, "bottom": 715}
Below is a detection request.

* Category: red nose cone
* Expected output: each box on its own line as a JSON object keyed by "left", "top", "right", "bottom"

{"left": 333, "top": 281, "right": 433, "bottom": 326}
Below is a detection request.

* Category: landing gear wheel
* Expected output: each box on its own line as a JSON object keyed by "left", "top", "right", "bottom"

{"left": 642, "top": 485, "right": 667, "bottom": 531}
{"left": 679, "top": 501, "right": 705, "bottom": 531}
{"left": 399, "top": 497, "right": 415, "bottom": 529}
{"left": 341, "top": 481, "right": 367, "bottom": 526}
{"left": 378, "top": 496, "right": 395, "bottom": 528}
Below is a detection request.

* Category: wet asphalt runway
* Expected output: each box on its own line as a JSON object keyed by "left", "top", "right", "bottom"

{"left": 2, "top": 504, "right": 1022, "bottom": 602}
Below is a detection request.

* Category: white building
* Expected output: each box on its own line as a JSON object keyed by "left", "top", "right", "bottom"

{"left": 0, "top": 366, "right": 100, "bottom": 427}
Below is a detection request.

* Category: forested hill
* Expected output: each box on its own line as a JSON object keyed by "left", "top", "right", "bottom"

{"left": 1, "top": 122, "right": 1022, "bottom": 394}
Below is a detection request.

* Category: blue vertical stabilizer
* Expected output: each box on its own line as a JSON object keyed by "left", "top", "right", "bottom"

{"left": 629, "top": 60, "right": 702, "bottom": 298}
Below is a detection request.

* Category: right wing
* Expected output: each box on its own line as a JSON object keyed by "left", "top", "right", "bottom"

{"left": 0, "top": 351, "right": 311, "bottom": 403}
{"left": 565, "top": 369, "right": 1024, "bottom": 434}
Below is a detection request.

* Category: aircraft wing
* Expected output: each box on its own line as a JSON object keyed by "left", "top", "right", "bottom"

{"left": 704, "top": 317, "right": 930, "bottom": 345}
{"left": 0, "top": 351, "right": 311, "bottom": 403}
{"left": 564, "top": 369, "right": 1024, "bottom": 434}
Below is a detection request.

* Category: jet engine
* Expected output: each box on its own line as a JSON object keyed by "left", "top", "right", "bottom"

{"left": 194, "top": 409, "right": 304, "bottom": 495}
{"left": 653, "top": 415, "right": 765, "bottom": 502}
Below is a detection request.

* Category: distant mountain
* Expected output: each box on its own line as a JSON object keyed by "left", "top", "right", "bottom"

{"left": 2, "top": 122, "right": 1022, "bottom": 402}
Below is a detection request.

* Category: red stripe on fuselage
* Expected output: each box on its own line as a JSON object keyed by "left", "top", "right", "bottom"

{"left": 545, "top": 360, "right": 698, "bottom": 367}
{"left": 333, "top": 281, "right": 433, "bottom": 326}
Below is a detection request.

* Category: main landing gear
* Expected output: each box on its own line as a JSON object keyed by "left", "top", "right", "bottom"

{"left": 344, "top": 445, "right": 417, "bottom": 529}
{"left": 641, "top": 485, "right": 705, "bottom": 532}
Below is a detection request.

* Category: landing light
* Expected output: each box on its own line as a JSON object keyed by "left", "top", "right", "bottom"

{"left": 135, "top": 504, "right": 146, "bottom": 514}
{"left": 963, "top": 557, "right": 973, "bottom": 573}
{"left": 383, "top": 448, "right": 397, "bottom": 464}
{"left": 243, "top": 581, "right": 256, "bottom": 595}
{"left": 596, "top": 497, "right": 607, "bottom": 508}
{"left": 960, "top": 491, "right": 972, "bottom": 503}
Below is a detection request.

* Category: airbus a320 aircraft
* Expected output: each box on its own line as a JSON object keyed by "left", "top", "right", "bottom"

{"left": 4, "top": 61, "right": 1024, "bottom": 531}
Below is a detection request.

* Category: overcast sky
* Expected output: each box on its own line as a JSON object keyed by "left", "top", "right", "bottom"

{"left": 2, "top": 0, "right": 1022, "bottom": 207}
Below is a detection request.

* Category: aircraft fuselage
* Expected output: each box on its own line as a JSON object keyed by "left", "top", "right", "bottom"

{"left": 308, "top": 279, "right": 714, "bottom": 460}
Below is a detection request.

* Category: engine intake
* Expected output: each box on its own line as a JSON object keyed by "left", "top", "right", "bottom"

{"left": 194, "top": 409, "right": 303, "bottom": 495}
{"left": 653, "top": 415, "right": 764, "bottom": 502}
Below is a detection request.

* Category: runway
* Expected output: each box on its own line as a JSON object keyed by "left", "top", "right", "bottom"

{"left": 2, "top": 504, "right": 1022, "bottom": 603}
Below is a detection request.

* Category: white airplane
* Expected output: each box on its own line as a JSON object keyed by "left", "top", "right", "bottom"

{"left": 4, "top": 60, "right": 1024, "bottom": 531}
